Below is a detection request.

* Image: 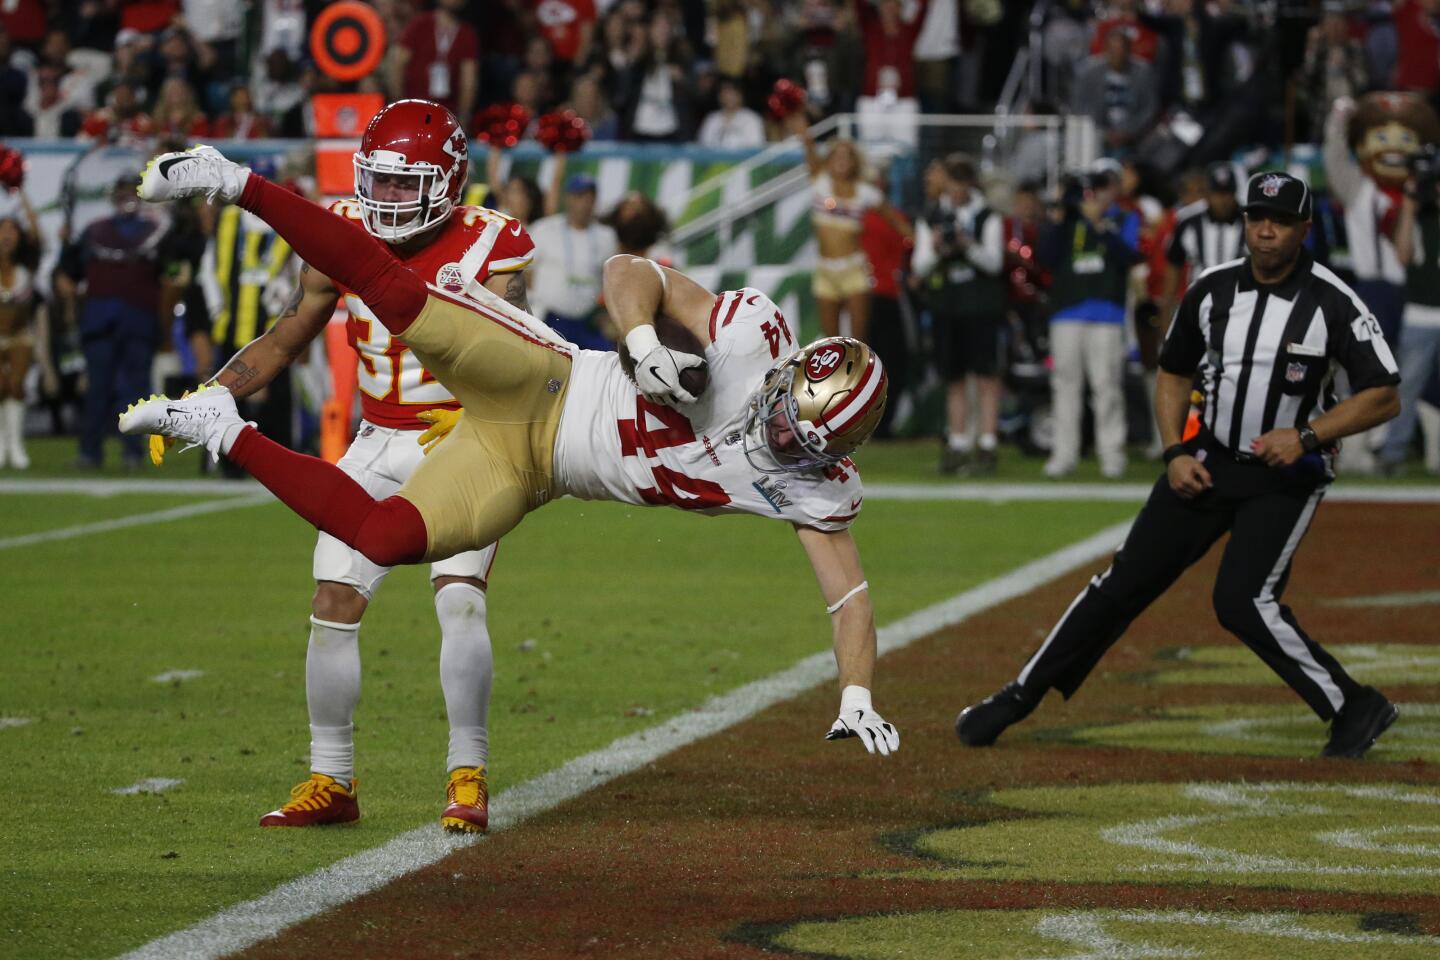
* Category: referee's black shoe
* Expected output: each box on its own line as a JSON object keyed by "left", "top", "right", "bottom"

{"left": 956, "top": 683, "right": 1039, "bottom": 746}
{"left": 1321, "top": 686, "right": 1400, "bottom": 759}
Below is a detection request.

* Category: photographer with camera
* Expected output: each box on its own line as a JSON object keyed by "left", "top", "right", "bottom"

{"left": 1036, "top": 169, "right": 1144, "bottom": 479}
{"left": 913, "top": 153, "right": 1007, "bottom": 475}
{"left": 1378, "top": 145, "right": 1440, "bottom": 475}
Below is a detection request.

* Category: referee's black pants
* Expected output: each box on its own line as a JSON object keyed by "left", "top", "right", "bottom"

{"left": 1014, "top": 444, "right": 1363, "bottom": 720}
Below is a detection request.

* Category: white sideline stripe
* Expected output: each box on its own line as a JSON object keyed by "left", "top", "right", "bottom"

{"left": 0, "top": 495, "right": 270, "bottom": 551}
{"left": 0, "top": 478, "right": 258, "bottom": 496}
{"left": 116, "top": 518, "right": 1135, "bottom": 960}
{"left": 4, "top": 478, "right": 1440, "bottom": 503}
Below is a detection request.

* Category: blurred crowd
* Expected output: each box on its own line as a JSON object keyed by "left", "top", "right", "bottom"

{"left": 3, "top": 0, "right": 1440, "bottom": 479}
{"left": 0, "top": 1, "right": 1433, "bottom": 153}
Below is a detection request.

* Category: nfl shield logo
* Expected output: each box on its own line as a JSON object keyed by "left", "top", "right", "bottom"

{"left": 1286, "top": 360, "right": 1307, "bottom": 383}
{"left": 1259, "top": 174, "right": 1286, "bottom": 197}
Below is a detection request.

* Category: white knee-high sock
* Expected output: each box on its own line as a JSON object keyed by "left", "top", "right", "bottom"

{"left": 435, "top": 582, "right": 492, "bottom": 771}
{"left": 306, "top": 616, "right": 361, "bottom": 783}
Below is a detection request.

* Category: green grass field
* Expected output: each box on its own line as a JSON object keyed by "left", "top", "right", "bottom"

{"left": 0, "top": 438, "right": 1141, "bottom": 959}
{"left": 3, "top": 437, "right": 1436, "bottom": 959}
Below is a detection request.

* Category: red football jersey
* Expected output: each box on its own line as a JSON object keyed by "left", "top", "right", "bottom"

{"left": 328, "top": 200, "right": 535, "bottom": 429}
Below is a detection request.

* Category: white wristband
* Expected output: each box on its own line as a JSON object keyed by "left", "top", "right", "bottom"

{"left": 624, "top": 323, "right": 660, "bottom": 358}
{"left": 839, "top": 684, "right": 872, "bottom": 714}
{"left": 826, "top": 580, "right": 869, "bottom": 615}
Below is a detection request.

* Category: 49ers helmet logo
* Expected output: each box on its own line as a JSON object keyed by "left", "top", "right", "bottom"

{"left": 805, "top": 345, "right": 845, "bottom": 382}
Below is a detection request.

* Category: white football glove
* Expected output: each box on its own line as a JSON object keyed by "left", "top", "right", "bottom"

{"left": 625, "top": 324, "right": 706, "bottom": 406}
{"left": 825, "top": 685, "right": 899, "bottom": 756}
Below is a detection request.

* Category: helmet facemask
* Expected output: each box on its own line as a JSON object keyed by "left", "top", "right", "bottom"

{"left": 743, "top": 338, "right": 887, "bottom": 475}
{"left": 354, "top": 149, "right": 455, "bottom": 241}
{"left": 743, "top": 360, "right": 836, "bottom": 474}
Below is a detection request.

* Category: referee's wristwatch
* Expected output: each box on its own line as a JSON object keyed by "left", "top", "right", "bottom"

{"left": 1298, "top": 425, "right": 1322, "bottom": 453}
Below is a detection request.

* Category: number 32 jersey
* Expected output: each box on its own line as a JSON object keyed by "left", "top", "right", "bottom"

{"left": 330, "top": 200, "right": 536, "bottom": 430}
{"left": 551, "top": 288, "right": 864, "bottom": 532}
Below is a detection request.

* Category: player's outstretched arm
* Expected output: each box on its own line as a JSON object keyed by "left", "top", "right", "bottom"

{"left": 602, "top": 255, "right": 714, "bottom": 405}
{"left": 212, "top": 265, "right": 338, "bottom": 399}
{"left": 795, "top": 524, "right": 899, "bottom": 757}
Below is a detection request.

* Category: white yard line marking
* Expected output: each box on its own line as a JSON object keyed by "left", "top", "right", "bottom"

{"left": 5, "top": 478, "right": 1439, "bottom": 502}
{"left": 0, "top": 717, "right": 34, "bottom": 730}
{"left": 1038, "top": 909, "right": 1440, "bottom": 948}
{"left": 116, "top": 518, "right": 1135, "bottom": 960}
{"left": 1327, "top": 590, "right": 1440, "bottom": 608}
{"left": 0, "top": 495, "right": 270, "bottom": 551}
{"left": 0, "top": 478, "right": 259, "bottom": 496}
{"left": 111, "top": 778, "right": 185, "bottom": 796}
{"left": 863, "top": 483, "right": 1440, "bottom": 503}
{"left": 149, "top": 670, "right": 204, "bottom": 684}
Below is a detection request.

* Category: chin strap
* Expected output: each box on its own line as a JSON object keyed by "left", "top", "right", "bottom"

{"left": 826, "top": 580, "right": 869, "bottom": 615}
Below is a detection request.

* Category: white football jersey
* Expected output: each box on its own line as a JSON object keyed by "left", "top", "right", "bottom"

{"left": 551, "top": 289, "right": 864, "bottom": 532}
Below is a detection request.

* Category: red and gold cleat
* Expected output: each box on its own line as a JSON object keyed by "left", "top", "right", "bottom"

{"left": 441, "top": 766, "right": 488, "bottom": 834}
{"left": 259, "top": 773, "right": 360, "bottom": 827}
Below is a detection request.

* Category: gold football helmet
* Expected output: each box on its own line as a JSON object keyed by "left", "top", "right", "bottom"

{"left": 744, "top": 337, "right": 888, "bottom": 473}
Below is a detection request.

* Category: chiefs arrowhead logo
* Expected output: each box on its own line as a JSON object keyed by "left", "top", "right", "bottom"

{"left": 805, "top": 345, "right": 845, "bottom": 382}
{"left": 436, "top": 262, "right": 465, "bottom": 292}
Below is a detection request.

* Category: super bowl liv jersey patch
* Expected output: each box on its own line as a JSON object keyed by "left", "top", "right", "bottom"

{"left": 551, "top": 289, "right": 862, "bottom": 531}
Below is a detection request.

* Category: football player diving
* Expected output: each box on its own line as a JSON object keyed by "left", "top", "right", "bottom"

{"left": 122, "top": 146, "right": 901, "bottom": 800}
{"left": 156, "top": 101, "right": 551, "bottom": 834}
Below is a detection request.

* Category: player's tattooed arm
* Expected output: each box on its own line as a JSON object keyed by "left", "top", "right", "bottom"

{"left": 215, "top": 264, "right": 334, "bottom": 399}
{"left": 505, "top": 271, "right": 530, "bottom": 312}
{"left": 219, "top": 357, "right": 261, "bottom": 393}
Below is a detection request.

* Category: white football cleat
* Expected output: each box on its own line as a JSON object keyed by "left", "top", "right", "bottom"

{"left": 139, "top": 145, "right": 250, "bottom": 204}
{"left": 118, "top": 385, "right": 247, "bottom": 461}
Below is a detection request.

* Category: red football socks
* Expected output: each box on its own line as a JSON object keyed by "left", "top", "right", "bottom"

{"left": 228, "top": 427, "right": 428, "bottom": 566}
{"left": 236, "top": 174, "right": 427, "bottom": 334}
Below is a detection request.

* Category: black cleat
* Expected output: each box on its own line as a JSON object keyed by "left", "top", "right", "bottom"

{"left": 1321, "top": 686, "right": 1399, "bottom": 759}
{"left": 955, "top": 682, "right": 1038, "bottom": 746}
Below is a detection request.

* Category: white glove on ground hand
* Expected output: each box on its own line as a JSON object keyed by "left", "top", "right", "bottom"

{"left": 825, "top": 685, "right": 899, "bottom": 756}
{"left": 626, "top": 324, "right": 705, "bottom": 405}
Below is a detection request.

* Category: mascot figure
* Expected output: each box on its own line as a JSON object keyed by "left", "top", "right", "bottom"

{"left": 1323, "top": 91, "right": 1440, "bottom": 472}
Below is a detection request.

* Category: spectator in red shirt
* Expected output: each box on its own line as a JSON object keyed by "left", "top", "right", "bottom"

{"left": 119, "top": 0, "right": 179, "bottom": 34}
{"left": 394, "top": 0, "right": 478, "bottom": 122}
{"left": 855, "top": 0, "right": 927, "bottom": 100}
{"left": 211, "top": 84, "right": 272, "bottom": 139}
{"left": 859, "top": 169, "right": 913, "bottom": 438}
{"left": 1089, "top": 0, "right": 1159, "bottom": 63}
{"left": 1392, "top": 0, "right": 1440, "bottom": 94}
{"left": 150, "top": 75, "right": 210, "bottom": 138}
{"left": 0, "top": 0, "right": 45, "bottom": 48}
{"left": 81, "top": 80, "right": 158, "bottom": 143}
{"left": 535, "top": 0, "right": 596, "bottom": 65}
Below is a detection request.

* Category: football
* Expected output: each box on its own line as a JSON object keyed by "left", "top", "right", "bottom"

{"left": 619, "top": 312, "right": 710, "bottom": 398}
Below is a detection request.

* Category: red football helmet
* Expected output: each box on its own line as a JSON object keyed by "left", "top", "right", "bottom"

{"left": 353, "top": 99, "right": 468, "bottom": 242}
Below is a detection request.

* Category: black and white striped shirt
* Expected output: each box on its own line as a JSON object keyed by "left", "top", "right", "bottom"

{"left": 1166, "top": 203, "right": 1246, "bottom": 273}
{"left": 1159, "top": 250, "right": 1401, "bottom": 454}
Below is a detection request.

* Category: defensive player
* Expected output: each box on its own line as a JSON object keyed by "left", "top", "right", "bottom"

{"left": 123, "top": 145, "right": 901, "bottom": 758}
{"left": 167, "top": 101, "right": 547, "bottom": 833}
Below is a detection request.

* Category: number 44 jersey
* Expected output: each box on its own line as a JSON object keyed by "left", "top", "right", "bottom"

{"left": 551, "top": 288, "right": 865, "bottom": 532}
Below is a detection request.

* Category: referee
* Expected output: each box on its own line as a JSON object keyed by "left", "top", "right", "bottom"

{"left": 955, "top": 171, "right": 1404, "bottom": 759}
{"left": 1160, "top": 162, "right": 1246, "bottom": 329}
